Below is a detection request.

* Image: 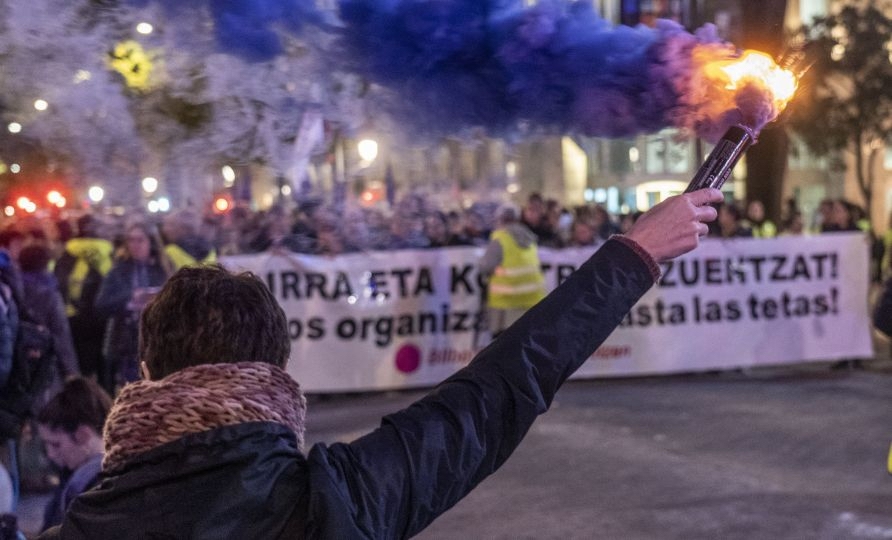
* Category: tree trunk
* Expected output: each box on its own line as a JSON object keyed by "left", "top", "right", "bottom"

{"left": 739, "top": 0, "right": 789, "bottom": 223}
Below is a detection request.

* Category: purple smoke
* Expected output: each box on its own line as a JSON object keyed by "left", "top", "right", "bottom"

{"left": 129, "top": 0, "right": 323, "bottom": 61}
{"left": 136, "top": 0, "right": 782, "bottom": 141}
{"left": 337, "top": 0, "right": 747, "bottom": 139}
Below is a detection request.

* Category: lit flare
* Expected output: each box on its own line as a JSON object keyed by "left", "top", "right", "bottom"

{"left": 689, "top": 46, "right": 801, "bottom": 140}
{"left": 708, "top": 50, "right": 798, "bottom": 114}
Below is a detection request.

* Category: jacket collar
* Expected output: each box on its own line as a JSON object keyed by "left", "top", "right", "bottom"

{"left": 103, "top": 362, "right": 306, "bottom": 473}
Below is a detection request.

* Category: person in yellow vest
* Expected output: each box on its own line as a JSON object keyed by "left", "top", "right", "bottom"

{"left": 53, "top": 215, "right": 114, "bottom": 381}
{"left": 479, "top": 202, "right": 546, "bottom": 338}
{"left": 161, "top": 210, "right": 217, "bottom": 270}
{"left": 744, "top": 200, "right": 777, "bottom": 238}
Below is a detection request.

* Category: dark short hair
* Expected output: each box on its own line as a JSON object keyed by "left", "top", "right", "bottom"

{"left": 77, "top": 215, "right": 97, "bottom": 237}
{"left": 19, "top": 244, "right": 52, "bottom": 273}
{"left": 37, "top": 378, "right": 112, "bottom": 435}
{"left": 139, "top": 265, "right": 290, "bottom": 379}
{"left": 0, "top": 229, "right": 24, "bottom": 249}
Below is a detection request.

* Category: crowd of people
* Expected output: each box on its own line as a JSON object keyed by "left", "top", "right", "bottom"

{"left": 0, "top": 187, "right": 881, "bottom": 537}
{"left": 0, "top": 190, "right": 880, "bottom": 387}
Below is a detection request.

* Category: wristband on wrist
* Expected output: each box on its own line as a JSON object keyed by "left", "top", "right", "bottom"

{"left": 610, "top": 234, "right": 662, "bottom": 282}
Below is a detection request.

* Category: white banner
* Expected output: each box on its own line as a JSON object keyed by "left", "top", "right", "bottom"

{"left": 222, "top": 233, "right": 872, "bottom": 392}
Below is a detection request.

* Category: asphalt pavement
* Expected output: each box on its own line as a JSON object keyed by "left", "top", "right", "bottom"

{"left": 16, "top": 361, "right": 892, "bottom": 539}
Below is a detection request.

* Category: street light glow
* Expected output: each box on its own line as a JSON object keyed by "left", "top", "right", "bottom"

{"left": 34, "top": 99, "right": 48, "bottom": 111}
{"left": 357, "top": 139, "right": 378, "bottom": 162}
{"left": 142, "top": 176, "right": 158, "bottom": 193}
{"left": 136, "top": 22, "right": 154, "bottom": 35}
{"left": 157, "top": 197, "right": 170, "bottom": 212}
{"left": 7, "top": 123, "right": 21, "bottom": 134}
{"left": 147, "top": 200, "right": 159, "bottom": 213}
{"left": 88, "top": 186, "right": 104, "bottom": 203}
{"left": 10, "top": 164, "right": 20, "bottom": 174}
{"left": 221, "top": 165, "right": 235, "bottom": 186}
{"left": 73, "top": 70, "right": 92, "bottom": 83}
{"left": 47, "top": 190, "right": 62, "bottom": 204}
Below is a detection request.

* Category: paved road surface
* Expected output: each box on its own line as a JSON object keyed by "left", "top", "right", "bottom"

{"left": 17, "top": 363, "right": 892, "bottom": 539}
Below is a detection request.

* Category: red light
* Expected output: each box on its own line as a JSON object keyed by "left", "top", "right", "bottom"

{"left": 214, "top": 197, "right": 231, "bottom": 213}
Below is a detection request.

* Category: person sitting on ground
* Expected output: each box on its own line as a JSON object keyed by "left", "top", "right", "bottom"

{"left": 40, "top": 189, "right": 723, "bottom": 539}
{"left": 36, "top": 378, "right": 111, "bottom": 533}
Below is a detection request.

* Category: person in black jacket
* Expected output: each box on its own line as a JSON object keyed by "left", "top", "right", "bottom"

{"left": 94, "top": 223, "right": 170, "bottom": 391}
{"left": 41, "top": 188, "right": 722, "bottom": 540}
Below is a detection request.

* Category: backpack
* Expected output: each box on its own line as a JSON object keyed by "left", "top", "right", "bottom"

{"left": 0, "top": 283, "right": 56, "bottom": 440}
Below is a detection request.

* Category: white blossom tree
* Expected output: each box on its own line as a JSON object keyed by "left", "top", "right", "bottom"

{"left": 0, "top": 0, "right": 372, "bottom": 208}
{"left": 0, "top": 0, "right": 142, "bottom": 203}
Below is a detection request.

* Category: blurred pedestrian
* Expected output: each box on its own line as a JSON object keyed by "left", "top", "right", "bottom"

{"left": 822, "top": 199, "right": 860, "bottom": 233}
{"left": 568, "top": 217, "right": 600, "bottom": 248}
{"left": 95, "top": 223, "right": 169, "bottom": 389}
{"left": 521, "top": 193, "right": 559, "bottom": 246}
{"left": 18, "top": 245, "right": 78, "bottom": 404}
{"left": 161, "top": 210, "right": 216, "bottom": 269}
{"left": 53, "top": 215, "right": 113, "bottom": 381}
{"left": 591, "top": 204, "right": 620, "bottom": 241}
{"left": 779, "top": 211, "right": 805, "bottom": 236}
{"left": 745, "top": 200, "right": 777, "bottom": 238}
{"left": 711, "top": 202, "right": 753, "bottom": 238}
{"left": 0, "top": 230, "right": 25, "bottom": 305}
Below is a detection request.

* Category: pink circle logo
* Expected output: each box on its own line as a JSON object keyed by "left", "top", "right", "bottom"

{"left": 395, "top": 344, "right": 421, "bottom": 374}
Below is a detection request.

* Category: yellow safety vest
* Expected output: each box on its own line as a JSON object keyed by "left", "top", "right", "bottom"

{"left": 751, "top": 220, "right": 777, "bottom": 238}
{"left": 165, "top": 244, "right": 217, "bottom": 270}
{"left": 487, "top": 229, "right": 546, "bottom": 310}
{"left": 62, "top": 238, "right": 114, "bottom": 317}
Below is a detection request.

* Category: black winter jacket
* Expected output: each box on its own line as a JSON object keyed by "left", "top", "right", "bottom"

{"left": 41, "top": 238, "right": 657, "bottom": 539}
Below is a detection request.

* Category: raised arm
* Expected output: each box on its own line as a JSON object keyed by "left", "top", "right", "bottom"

{"left": 304, "top": 189, "right": 722, "bottom": 539}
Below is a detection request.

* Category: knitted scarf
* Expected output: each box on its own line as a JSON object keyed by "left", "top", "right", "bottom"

{"left": 103, "top": 362, "right": 306, "bottom": 473}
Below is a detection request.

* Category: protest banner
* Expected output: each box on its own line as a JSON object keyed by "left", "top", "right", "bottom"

{"left": 222, "top": 233, "right": 872, "bottom": 392}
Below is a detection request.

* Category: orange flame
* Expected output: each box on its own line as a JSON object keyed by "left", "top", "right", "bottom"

{"left": 705, "top": 50, "right": 798, "bottom": 114}
{"left": 688, "top": 46, "right": 800, "bottom": 139}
